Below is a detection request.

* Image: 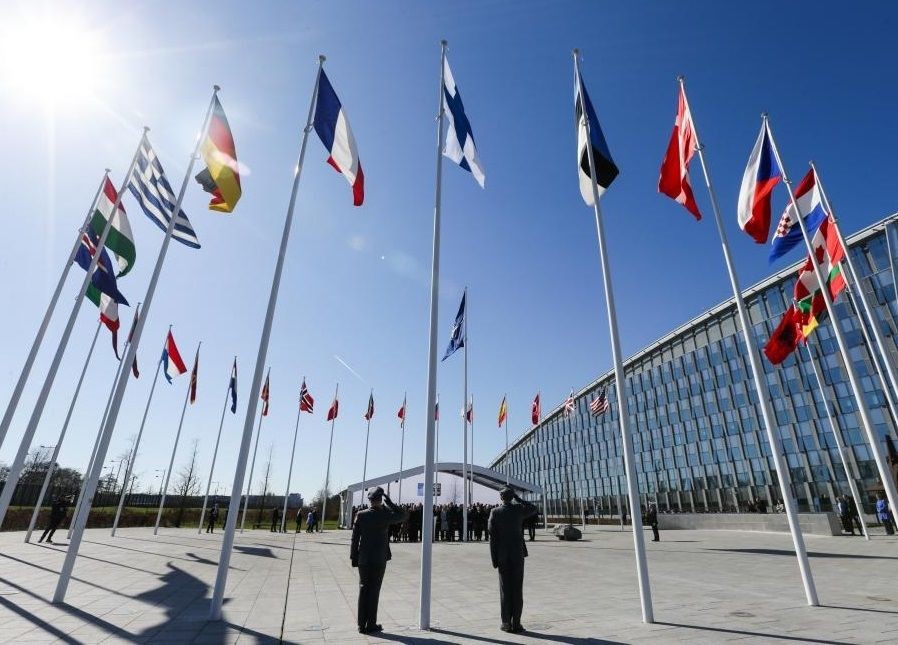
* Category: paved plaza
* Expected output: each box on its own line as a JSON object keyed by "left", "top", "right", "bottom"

{"left": 0, "top": 524, "right": 896, "bottom": 643}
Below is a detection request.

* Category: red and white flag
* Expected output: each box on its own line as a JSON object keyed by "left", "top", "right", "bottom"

{"left": 563, "top": 390, "right": 575, "bottom": 417}
{"left": 327, "top": 396, "right": 339, "bottom": 421}
{"left": 261, "top": 373, "right": 270, "bottom": 416}
{"left": 531, "top": 393, "right": 541, "bottom": 425}
{"left": 299, "top": 379, "right": 314, "bottom": 413}
{"left": 658, "top": 85, "right": 701, "bottom": 220}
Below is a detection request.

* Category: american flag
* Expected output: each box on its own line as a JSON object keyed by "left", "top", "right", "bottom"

{"left": 590, "top": 388, "right": 610, "bottom": 416}
{"left": 563, "top": 390, "right": 575, "bottom": 417}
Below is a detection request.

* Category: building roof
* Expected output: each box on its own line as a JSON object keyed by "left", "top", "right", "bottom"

{"left": 343, "top": 462, "right": 543, "bottom": 495}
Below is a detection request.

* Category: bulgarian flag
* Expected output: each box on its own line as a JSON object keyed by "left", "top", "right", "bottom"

{"left": 195, "top": 95, "right": 242, "bottom": 213}
{"left": 90, "top": 177, "right": 136, "bottom": 277}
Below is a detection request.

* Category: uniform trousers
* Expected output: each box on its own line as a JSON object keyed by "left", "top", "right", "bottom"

{"left": 357, "top": 562, "right": 386, "bottom": 629}
{"left": 497, "top": 561, "right": 525, "bottom": 627}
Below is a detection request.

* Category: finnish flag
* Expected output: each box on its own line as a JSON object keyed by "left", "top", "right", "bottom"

{"left": 442, "top": 56, "right": 485, "bottom": 188}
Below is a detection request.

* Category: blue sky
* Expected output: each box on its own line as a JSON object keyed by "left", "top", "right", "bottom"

{"left": 1, "top": 1, "right": 896, "bottom": 503}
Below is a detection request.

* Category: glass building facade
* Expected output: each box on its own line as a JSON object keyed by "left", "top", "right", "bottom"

{"left": 493, "top": 217, "right": 898, "bottom": 515}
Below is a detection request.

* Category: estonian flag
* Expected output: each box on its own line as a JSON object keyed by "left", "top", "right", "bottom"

{"left": 575, "top": 66, "right": 618, "bottom": 205}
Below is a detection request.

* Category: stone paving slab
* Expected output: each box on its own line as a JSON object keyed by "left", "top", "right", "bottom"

{"left": 0, "top": 525, "right": 895, "bottom": 643}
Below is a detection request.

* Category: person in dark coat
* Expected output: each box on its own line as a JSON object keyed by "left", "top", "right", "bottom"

{"left": 351, "top": 487, "right": 409, "bottom": 634}
{"left": 39, "top": 495, "right": 70, "bottom": 544}
{"left": 270, "top": 506, "right": 281, "bottom": 532}
{"left": 488, "top": 487, "right": 537, "bottom": 633}
{"left": 206, "top": 502, "right": 219, "bottom": 534}
{"left": 647, "top": 503, "right": 660, "bottom": 541}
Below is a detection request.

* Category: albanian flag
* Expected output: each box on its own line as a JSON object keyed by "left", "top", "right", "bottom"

{"left": 764, "top": 305, "right": 804, "bottom": 365}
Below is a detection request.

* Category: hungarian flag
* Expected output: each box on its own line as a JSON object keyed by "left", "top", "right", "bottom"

{"left": 764, "top": 305, "right": 804, "bottom": 365}
{"left": 189, "top": 350, "right": 199, "bottom": 404}
{"left": 261, "top": 373, "right": 270, "bottom": 416}
{"left": 90, "top": 176, "right": 136, "bottom": 276}
{"left": 658, "top": 85, "right": 701, "bottom": 220}
{"left": 161, "top": 331, "right": 187, "bottom": 384}
{"left": 195, "top": 95, "right": 242, "bottom": 213}
{"left": 498, "top": 396, "right": 507, "bottom": 427}
{"left": 737, "top": 121, "right": 781, "bottom": 244}
{"left": 794, "top": 217, "right": 846, "bottom": 337}
{"left": 531, "top": 393, "right": 540, "bottom": 425}
{"left": 364, "top": 392, "right": 374, "bottom": 421}
{"left": 299, "top": 379, "right": 314, "bottom": 413}
{"left": 327, "top": 395, "right": 339, "bottom": 421}
{"left": 127, "top": 306, "right": 140, "bottom": 378}
{"left": 228, "top": 359, "right": 237, "bottom": 413}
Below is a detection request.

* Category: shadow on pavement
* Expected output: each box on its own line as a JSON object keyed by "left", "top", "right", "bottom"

{"left": 373, "top": 632, "right": 457, "bottom": 644}
{"left": 656, "top": 621, "right": 854, "bottom": 644}
{"left": 433, "top": 628, "right": 625, "bottom": 644}
{"left": 822, "top": 604, "right": 898, "bottom": 616}
{"left": 234, "top": 544, "right": 276, "bottom": 558}
{"left": 708, "top": 547, "right": 898, "bottom": 561}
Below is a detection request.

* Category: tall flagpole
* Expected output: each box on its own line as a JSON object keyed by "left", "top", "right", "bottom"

{"left": 0, "top": 143, "right": 144, "bottom": 529}
{"left": 280, "top": 378, "right": 304, "bottom": 532}
{"left": 469, "top": 394, "right": 474, "bottom": 503}
{"left": 504, "top": 394, "right": 509, "bottom": 485}
{"left": 802, "top": 341, "right": 869, "bottom": 539}
{"left": 111, "top": 328, "right": 166, "bottom": 537}
{"left": 24, "top": 321, "right": 102, "bottom": 543}
{"left": 55, "top": 88, "right": 220, "bottom": 605}
{"left": 321, "top": 382, "right": 339, "bottom": 529}
{"left": 435, "top": 394, "right": 440, "bottom": 500}
{"left": 153, "top": 342, "right": 200, "bottom": 535}
{"left": 678, "top": 81, "right": 816, "bottom": 606}
{"left": 241, "top": 379, "right": 268, "bottom": 533}
{"left": 198, "top": 358, "right": 236, "bottom": 534}
{"left": 575, "top": 51, "right": 653, "bottom": 622}
{"left": 419, "top": 39, "right": 447, "bottom": 630}
{"left": 398, "top": 392, "right": 407, "bottom": 503}
{"left": 0, "top": 170, "right": 110, "bottom": 453}
{"left": 361, "top": 388, "right": 373, "bottom": 496}
{"left": 766, "top": 117, "right": 898, "bottom": 525}
{"left": 462, "top": 286, "right": 469, "bottom": 541}
{"left": 210, "top": 58, "right": 324, "bottom": 620}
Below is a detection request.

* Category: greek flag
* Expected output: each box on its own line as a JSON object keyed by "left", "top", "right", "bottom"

{"left": 442, "top": 55, "right": 485, "bottom": 188}
{"left": 128, "top": 135, "right": 201, "bottom": 249}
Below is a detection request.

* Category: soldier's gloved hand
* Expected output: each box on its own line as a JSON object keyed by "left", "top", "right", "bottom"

{"left": 351, "top": 559, "right": 358, "bottom": 568}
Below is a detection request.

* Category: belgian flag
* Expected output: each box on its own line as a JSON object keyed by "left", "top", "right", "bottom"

{"left": 195, "top": 96, "right": 242, "bottom": 213}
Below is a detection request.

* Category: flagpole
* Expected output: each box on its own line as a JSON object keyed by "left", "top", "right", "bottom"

{"left": 153, "top": 342, "right": 201, "bottom": 535}
{"left": 210, "top": 56, "right": 324, "bottom": 619}
{"left": 504, "top": 395, "right": 509, "bottom": 485}
{"left": 813, "top": 164, "right": 898, "bottom": 428}
{"left": 111, "top": 328, "right": 165, "bottom": 537}
{"left": 419, "top": 38, "right": 447, "bottom": 630}
{"left": 766, "top": 117, "right": 898, "bottom": 527}
{"left": 0, "top": 170, "right": 110, "bottom": 453}
{"left": 241, "top": 382, "right": 268, "bottom": 533}
{"left": 0, "top": 141, "right": 144, "bottom": 529}
{"left": 469, "top": 394, "right": 474, "bottom": 504}
{"left": 575, "top": 50, "right": 653, "bottom": 622}
{"left": 398, "top": 392, "right": 407, "bottom": 503}
{"left": 24, "top": 321, "right": 101, "bottom": 542}
{"left": 198, "top": 357, "right": 235, "bottom": 534}
{"left": 361, "top": 388, "right": 373, "bottom": 498}
{"left": 321, "top": 382, "right": 339, "bottom": 530}
{"left": 55, "top": 87, "right": 220, "bottom": 605}
{"left": 462, "top": 286, "right": 469, "bottom": 541}
{"left": 280, "top": 377, "right": 304, "bottom": 533}
{"left": 435, "top": 394, "right": 440, "bottom": 502}
{"left": 802, "top": 341, "right": 869, "bottom": 539}
{"left": 678, "top": 81, "right": 816, "bottom": 607}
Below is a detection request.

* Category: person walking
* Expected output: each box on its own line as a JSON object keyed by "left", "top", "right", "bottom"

{"left": 836, "top": 496, "right": 854, "bottom": 535}
{"left": 306, "top": 508, "right": 316, "bottom": 533}
{"left": 39, "top": 495, "right": 71, "bottom": 544}
{"left": 876, "top": 492, "right": 895, "bottom": 535}
{"left": 270, "top": 506, "right": 281, "bottom": 532}
{"left": 206, "top": 502, "right": 220, "bottom": 534}
{"left": 647, "top": 503, "right": 660, "bottom": 542}
{"left": 350, "top": 487, "right": 408, "bottom": 634}
{"left": 488, "top": 487, "right": 537, "bottom": 633}
{"left": 295, "top": 508, "right": 303, "bottom": 532}
{"left": 846, "top": 495, "right": 864, "bottom": 535}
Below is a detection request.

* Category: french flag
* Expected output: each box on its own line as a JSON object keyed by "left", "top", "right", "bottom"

{"left": 161, "top": 330, "right": 188, "bottom": 384}
{"left": 737, "top": 122, "right": 781, "bottom": 244}
{"left": 313, "top": 69, "right": 364, "bottom": 206}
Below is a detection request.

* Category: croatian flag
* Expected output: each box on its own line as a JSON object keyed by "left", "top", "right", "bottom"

{"left": 161, "top": 331, "right": 188, "bottom": 384}
{"left": 737, "top": 122, "right": 781, "bottom": 244}
{"left": 442, "top": 55, "right": 486, "bottom": 188}
{"left": 313, "top": 69, "right": 364, "bottom": 206}
{"left": 769, "top": 169, "right": 827, "bottom": 264}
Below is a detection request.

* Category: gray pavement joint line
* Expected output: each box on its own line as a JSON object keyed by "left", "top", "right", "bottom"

{"left": 279, "top": 528, "right": 301, "bottom": 642}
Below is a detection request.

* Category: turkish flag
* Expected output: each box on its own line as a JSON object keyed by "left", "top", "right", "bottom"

{"left": 531, "top": 393, "right": 540, "bottom": 425}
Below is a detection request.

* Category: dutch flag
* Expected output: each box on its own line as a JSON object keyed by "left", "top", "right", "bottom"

{"left": 161, "top": 330, "right": 188, "bottom": 384}
{"left": 313, "top": 69, "right": 364, "bottom": 206}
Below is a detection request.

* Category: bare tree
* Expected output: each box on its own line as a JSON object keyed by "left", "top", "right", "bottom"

{"left": 255, "top": 445, "right": 273, "bottom": 528}
{"left": 174, "top": 439, "right": 201, "bottom": 527}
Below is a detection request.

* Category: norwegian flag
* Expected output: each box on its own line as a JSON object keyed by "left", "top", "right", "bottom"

{"left": 563, "top": 390, "right": 575, "bottom": 417}
{"left": 590, "top": 388, "right": 610, "bottom": 416}
{"left": 364, "top": 392, "right": 374, "bottom": 421}
{"left": 261, "top": 373, "right": 270, "bottom": 416}
{"left": 299, "top": 379, "right": 314, "bottom": 413}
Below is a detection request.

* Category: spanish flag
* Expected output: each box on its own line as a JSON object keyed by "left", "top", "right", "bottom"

{"left": 498, "top": 395, "right": 507, "bottom": 427}
{"left": 195, "top": 95, "right": 242, "bottom": 213}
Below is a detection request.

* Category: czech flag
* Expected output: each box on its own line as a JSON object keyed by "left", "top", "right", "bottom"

{"left": 161, "top": 331, "right": 188, "bottom": 384}
{"left": 313, "top": 69, "right": 364, "bottom": 206}
{"left": 737, "top": 121, "right": 781, "bottom": 244}
{"left": 195, "top": 96, "right": 242, "bottom": 213}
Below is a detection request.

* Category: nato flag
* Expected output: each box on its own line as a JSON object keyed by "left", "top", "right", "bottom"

{"left": 442, "top": 291, "right": 466, "bottom": 361}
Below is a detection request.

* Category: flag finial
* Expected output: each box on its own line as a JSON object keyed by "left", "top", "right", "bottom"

{"left": 213, "top": 84, "right": 221, "bottom": 92}
{"left": 441, "top": 39, "right": 448, "bottom": 46}
{"left": 143, "top": 126, "right": 150, "bottom": 133}
{"left": 318, "top": 54, "right": 326, "bottom": 63}
{"left": 676, "top": 74, "right": 685, "bottom": 82}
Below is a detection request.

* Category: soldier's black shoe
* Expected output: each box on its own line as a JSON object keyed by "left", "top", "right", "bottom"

{"left": 500, "top": 623, "right": 512, "bottom": 632}
{"left": 358, "top": 626, "right": 369, "bottom": 634}
{"left": 368, "top": 624, "right": 383, "bottom": 633}
{"left": 511, "top": 624, "right": 525, "bottom": 633}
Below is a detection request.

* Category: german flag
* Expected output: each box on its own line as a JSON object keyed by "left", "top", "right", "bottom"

{"left": 195, "top": 95, "right": 242, "bottom": 213}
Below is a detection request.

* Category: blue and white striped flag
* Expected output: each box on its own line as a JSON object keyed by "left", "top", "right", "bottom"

{"left": 442, "top": 56, "right": 485, "bottom": 188}
{"left": 128, "top": 136, "right": 201, "bottom": 249}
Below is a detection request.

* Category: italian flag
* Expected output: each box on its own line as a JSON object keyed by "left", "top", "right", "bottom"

{"left": 90, "top": 177, "right": 136, "bottom": 277}
{"left": 86, "top": 284, "right": 120, "bottom": 357}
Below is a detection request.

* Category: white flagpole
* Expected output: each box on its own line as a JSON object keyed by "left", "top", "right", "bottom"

{"left": 0, "top": 143, "right": 143, "bottom": 528}
{"left": 575, "top": 50, "right": 653, "bottom": 622}
{"left": 241, "top": 388, "right": 268, "bottom": 533}
{"left": 813, "top": 165, "right": 898, "bottom": 427}
{"left": 469, "top": 394, "right": 474, "bottom": 504}
{"left": 504, "top": 395, "right": 509, "bottom": 485}
{"left": 280, "top": 378, "right": 304, "bottom": 532}
{"left": 111, "top": 328, "right": 165, "bottom": 537}
{"left": 419, "top": 39, "right": 447, "bottom": 630}
{"left": 398, "top": 392, "right": 406, "bottom": 503}
{"left": 54, "top": 87, "right": 220, "bottom": 604}
{"left": 321, "top": 382, "right": 339, "bottom": 529}
{"left": 198, "top": 357, "right": 235, "bottom": 534}
{"left": 679, "top": 82, "right": 817, "bottom": 606}
{"left": 462, "top": 286, "right": 468, "bottom": 541}
{"left": 766, "top": 117, "right": 898, "bottom": 526}
{"left": 0, "top": 170, "right": 110, "bottom": 453}
{"left": 801, "top": 341, "right": 869, "bottom": 539}
{"left": 24, "top": 321, "right": 102, "bottom": 543}
{"left": 153, "top": 342, "right": 200, "bottom": 535}
{"left": 210, "top": 57, "right": 324, "bottom": 619}
{"left": 361, "top": 388, "right": 373, "bottom": 497}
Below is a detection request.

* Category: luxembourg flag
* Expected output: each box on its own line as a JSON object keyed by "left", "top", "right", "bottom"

{"left": 737, "top": 122, "right": 781, "bottom": 244}
{"left": 769, "top": 169, "right": 827, "bottom": 264}
{"left": 161, "top": 330, "right": 188, "bottom": 384}
{"left": 313, "top": 68, "right": 364, "bottom": 206}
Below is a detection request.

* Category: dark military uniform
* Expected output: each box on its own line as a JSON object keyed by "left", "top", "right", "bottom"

{"left": 351, "top": 490, "right": 409, "bottom": 633}
{"left": 39, "top": 497, "right": 68, "bottom": 543}
{"left": 488, "top": 490, "right": 537, "bottom": 632}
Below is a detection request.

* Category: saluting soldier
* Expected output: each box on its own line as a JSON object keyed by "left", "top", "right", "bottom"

{"left": 350, "top": 487, "right": 408, "bottom": 634}
{"left": 488, "top": 487, "right": 537, "bottom": 633}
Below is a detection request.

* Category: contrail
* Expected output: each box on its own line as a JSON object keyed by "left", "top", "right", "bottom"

{"left": 334, "top": 355, "right": 367, "bottom": 386}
